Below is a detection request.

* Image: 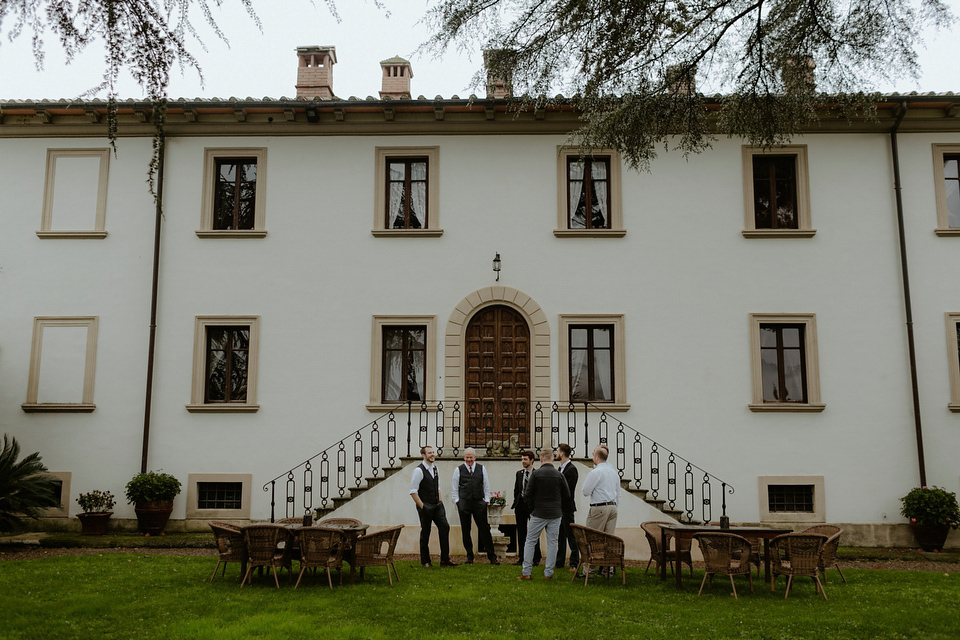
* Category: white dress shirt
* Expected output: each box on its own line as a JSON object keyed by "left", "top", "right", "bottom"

{"left": 451, "top": 464, "right": 491, "bottom": 504}
{"left": 581, "top": 461, "right": 620, "bottom": 504}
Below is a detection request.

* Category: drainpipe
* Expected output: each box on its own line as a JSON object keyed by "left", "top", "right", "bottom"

{"left": 889, "top": 101, "right": 927, "bottom": 487}
{"left": 140, "top": 133, "right": 166, "bottom": 473}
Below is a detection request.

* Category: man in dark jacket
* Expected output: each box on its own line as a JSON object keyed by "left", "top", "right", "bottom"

{"left": 512, "top": 450, "right": 542, "bottom": 566}
{"left": 555, "top": 442, "right": 580, "bottom": 570}
{"left": 517, "top": 448, "right": 569, "bottom": 580}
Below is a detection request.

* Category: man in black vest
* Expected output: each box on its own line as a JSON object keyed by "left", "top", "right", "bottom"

{"left": 512, "top": 450, "right": 542, "bottom": 566}
{"left": 452, "top": 447, "right": 499, "bottom": 564}
{"left": 555, "top": 442, "right": 580, "bottom": 570}
{"left": 409, "top": 445, "right": 457, "bottom": 567}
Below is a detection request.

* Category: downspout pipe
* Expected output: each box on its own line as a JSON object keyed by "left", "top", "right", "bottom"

{"left": 890, "top": 101, "right": 927, "bottom": 487}
{"left": 141, "top": 133, "right": 166, "bottom": 473}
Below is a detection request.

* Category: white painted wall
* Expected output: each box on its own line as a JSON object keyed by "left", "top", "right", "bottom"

{"left": 2, "top": 128, "right": 959, "bottom": 535}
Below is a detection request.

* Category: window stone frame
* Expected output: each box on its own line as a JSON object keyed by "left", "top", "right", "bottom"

{"left": 22, "top": 316, "right": 99, "bottom": 412}
{"left": 742, "top": 145, "right": 815, "bottom": 238}
{"left": 197, "top": 148, "right": 268, "bottom": 238}
{"left": 933, "top": 144, "right": 960, "bottom": 236}
{"left": 372, "top": 146, "right": 442, "bottom": 237}
{"left": 555, "top": 147, "right": 625, "bottom": 237}
{"left": 367, "top": 315, "right": 437, "bottom": 411}
{"left": 748, "top": 313, "right": 824, "bottom": 412}
{"left": 39, "top": 148, "right": 110, "bottom": 239}
{"left": 187, "top": 315, "right": 261, "bottom": 413}
{"left": 558, "top": 314, "right": 629, "bottom": 410}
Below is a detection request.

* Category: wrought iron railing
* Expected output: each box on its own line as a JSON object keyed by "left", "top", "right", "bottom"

{"left": 263, "top": 400, "right": 734, "bottom": 524}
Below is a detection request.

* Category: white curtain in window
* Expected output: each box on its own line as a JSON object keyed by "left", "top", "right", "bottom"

{"left": 569, "top": 349, "right": 588, "bottom": 399}
{"left": 410, "top": 183, "right": 426, "bottom": 229}
{"left": 568, "top": 161, "right": 585, "bottom": 228}
{"left": 592, "top": 162, "right": 608, "bottom": 226}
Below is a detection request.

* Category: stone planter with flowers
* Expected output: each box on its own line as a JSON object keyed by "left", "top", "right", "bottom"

{"left": 899, "top": 486, "right": 960, "bottom": 552}
{"left": 76, "top": 489, "right": 115, "bottom": 535}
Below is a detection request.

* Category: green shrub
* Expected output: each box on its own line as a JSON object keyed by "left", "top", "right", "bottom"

{"left": 124, "top": 471, "right": 181, "bottom": 505}
{"left": 76, "top": 489, "right": 116, "bottom": 514}
{"left": 0, "top": 434, "right": 62, "bottom": 532}
{"left": 900, "top": 486, "right": 960, "bottom": 529}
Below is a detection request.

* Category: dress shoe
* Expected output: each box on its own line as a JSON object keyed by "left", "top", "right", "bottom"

{"left": 516, "top": 575, "right": 531, "bottom": 581}
{"left": 422, "top": 562, "right": 433, "bottom": 568}
{"left": 490, "top": 559, "right": 500, "bottom": 565}
{"left": 464, "top": 558, "right": 474, "bottom": 564}
{"left": 543, "top": 575, "right": 553, "bottom": 580}
{"left": 440, "top": 560, "right": 459, "bottom": 567}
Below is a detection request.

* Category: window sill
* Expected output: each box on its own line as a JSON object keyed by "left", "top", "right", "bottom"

{"left": 948, "top": 403, "right": 960, "bottom": 413}
{"left": 749, "top": 403, "right": 825, "bottom": 413}
{"left": 36, "top": 231, "right": 108, "bottom": 239}
{"left": 934, "top": 228, "right": 960, "bottom": 237}
{"left": 186, "top": 403, "right": 260, "bottom": 413}
{"left": 553, "top": 229, "right": 626, "bottom": 238}
{"left": 742, "top": 229, "right": 816, "bottom": 238}
{"left": 22, "top": 403, "right": 96, "bottom": 413}
{"left": 558, "top": 402, "right": 631, "bottom": 412}
{"left": 371, "top": 229, "right": 444, "bottom": 237}
{"left": 195, "top": 230, "right": 268, "bottom": 238}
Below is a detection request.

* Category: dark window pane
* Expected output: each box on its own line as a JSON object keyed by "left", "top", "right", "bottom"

{"left": 569, "top": 324, "right": 615, "bottom": 402}
{"left": 758, "top": 323, "right": 807, "bottom": 403}
{"left": 753, "top": 155, "right": 798, "bottom": 229}
{"left": 385, "top": 158, "right": 429, "bottom": 229}
{"left": 197, "top": 482, "right": 243, "bottom": 510}
{"left": 205, "top": 325, "right": 250, "bottom": 403}
{"left": 382, "top": 325, "right": 427, "bottom": 402}
{"left": 946, "top": 155, "right": 960, "bottom": 228}
{"left": 213, "top": 158, "right": 257, "bottom": 230}
{"left": 567, "top": 157, "right": 611, "bottom": 229}
{"left": 768, "top": 484, "right": 814, "bottom": 512}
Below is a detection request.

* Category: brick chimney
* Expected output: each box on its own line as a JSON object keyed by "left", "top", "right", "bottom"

{"left": 379, "top": 56, "right": 413, "bottom": 99}
{"left": 483, "top": 49, "right": 513, "bottom": 98}
{"left": 296, "top": 46, "right": 337, "bottom": 99}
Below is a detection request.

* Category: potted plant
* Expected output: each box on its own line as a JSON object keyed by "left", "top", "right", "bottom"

{"left": 125, "top": 470, "right": 181, "bottom": 536}
{"left": 76, "top": 489, "right": 115, "bottom": 535}
{"left": 487, "top": 491, "right": 507, "bottom": 534}
{"left": 899, "top": 486, "right": 960, "bottom": 552}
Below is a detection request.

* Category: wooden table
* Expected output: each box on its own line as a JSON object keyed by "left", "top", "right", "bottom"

{"left": 320, "top": 523, "right": 369, "bottom": 584}
{"left": 659, "top": 524, "right": 791, "bottom": 589}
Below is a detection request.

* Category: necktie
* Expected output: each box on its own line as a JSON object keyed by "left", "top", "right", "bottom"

{"left": 433, "top": 467, "right": 440, "bottom": 500}
{"left": 523, "top": 470, "right": 529, "bottom": 492}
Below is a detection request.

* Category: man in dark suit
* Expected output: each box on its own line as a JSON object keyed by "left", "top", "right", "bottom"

{"left": 517, "top": 447, "right": 570, "bottom": 580}
{"left": 555, "top": 442, "right": 580, "bottom": 570}
{"left": 511, "top": 450, "right": 542, "bottom": 566}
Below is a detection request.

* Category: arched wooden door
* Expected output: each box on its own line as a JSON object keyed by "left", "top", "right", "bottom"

{"left": 464, "top": 305, "right": 531, "bottom": 447}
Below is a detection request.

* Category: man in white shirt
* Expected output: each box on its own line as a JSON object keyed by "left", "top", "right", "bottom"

{"left": 452, "top": 447, "right": 499, "bottom": 564}
{"left": 581, "top": 444, "right": 620, "bottom": 534}
{"left": 409, "top": 445, "right": 457, "bottom": 567}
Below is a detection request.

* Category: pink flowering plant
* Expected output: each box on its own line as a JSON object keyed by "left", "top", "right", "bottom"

{"left": 488, "top": 491, "right": 507, "bottom": 507}
{"left": 899, "top": 486, "right": 960, "bottom": 529}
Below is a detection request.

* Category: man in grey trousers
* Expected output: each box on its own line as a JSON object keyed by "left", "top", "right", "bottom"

{"left": 517, "top": 448, "right": 570, "bottom": 580}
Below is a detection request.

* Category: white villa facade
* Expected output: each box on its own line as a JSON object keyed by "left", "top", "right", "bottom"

{"left": 2, "top": 49, "right": 959, "bottom": 555}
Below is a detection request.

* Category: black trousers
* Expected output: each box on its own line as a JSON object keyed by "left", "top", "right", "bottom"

{"left": 515, "top": 505, "right": 542, "bottom": 564}
{"left": 556, "top": 511, "right": 579, "bottom": 568}
{"left": 458, "top": 500, "right": 496, "bottom": 562}
{"left": 417, "top": 502, "right": 451, "bottom": 564}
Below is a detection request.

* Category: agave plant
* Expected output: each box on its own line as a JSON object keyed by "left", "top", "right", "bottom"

{"left": 0, "top": 435, "right": 62, "bottom": 533}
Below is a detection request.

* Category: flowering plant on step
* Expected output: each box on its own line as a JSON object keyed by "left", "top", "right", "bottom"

{"left": 488, "top": 491, "right": 506, "bottom": 507}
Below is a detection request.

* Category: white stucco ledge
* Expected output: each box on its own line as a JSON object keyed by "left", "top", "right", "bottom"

{"left": 553, "top": 229, "right": 626, "bottom": 238}
{"left": 36, "top": 231, "right": 108, "bottom": 239}
{"left": 195, "top": 230, "right": 268, "bottom": 238}
{"left": 748, "top": 403, "right": 825, "bottom": 413}
{"left": 185, "top": 404, "right": 260, "bottom": 413}
{"left": 741, "top": 229, "right": 817, "bottom": 238}
{"left": 370, "top": 229, "right": 444, "bottom": 237}
{"left": 21, "top": 403, "right": 96, "bottom": 413}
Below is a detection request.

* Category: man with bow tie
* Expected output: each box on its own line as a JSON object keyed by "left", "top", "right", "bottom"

{"left": 409, "top": 445, "right": 457, "bottom": 568}
{"left": 452, "top": 447, "right": 499, "bottom": 564}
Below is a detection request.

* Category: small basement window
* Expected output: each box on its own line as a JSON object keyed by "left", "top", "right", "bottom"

{"left": 758, "top": 476, "right": 824, "bottom": 523}
{"left": 197, "top": 482, "right": 243, "bottom": 510}
{"left": 768, "top": 484, "right": 814, "bottom": 513}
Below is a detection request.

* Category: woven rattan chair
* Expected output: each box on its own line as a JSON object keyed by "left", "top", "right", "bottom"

{"left": 241, "top": 524, "right": 294, "bottom": 588}
{"left": 570, "top": 524, "right": 626, "bottom": 586}
{"left": 209, "top": 521, "right": 247, "bottom": 583}
{"left": 641, "top": 521, "right": 693, "bottom": 576}
{"left": 317, "top": 517, "right": 363, "bottom": 527}
{"left": 353, "top": 525, "right": 404, "bottom": 586}
{"left": 801, "top": 524, "right": 842, "bottom": 538}
{"left": 276, "top": 517, "right": 304, "bottom": 525}
{"left": 294, "top": 526, "right": 346, "bottom": 589}
{"left": 770, "top": 533, "right": 828, "bottom": 599}
{"left": 694, "top": 532, "right": 754, "bottom": 599}
{"left": 816, "top": 530, "right": 846, "bottom": 583}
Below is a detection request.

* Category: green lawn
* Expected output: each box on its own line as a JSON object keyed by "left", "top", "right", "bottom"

{"left": 2, "top": 555, "right": 957, "bottom": 639}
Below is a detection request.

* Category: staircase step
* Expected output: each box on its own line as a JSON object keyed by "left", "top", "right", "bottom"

{"left": 348, "top": 486, "right": 369, "bottom": 499}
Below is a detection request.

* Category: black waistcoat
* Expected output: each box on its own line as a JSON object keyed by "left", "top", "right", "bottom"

{"left": 417, "top": 463, "right": 440, "bottom": 504}
{"left": 458, "top": 463, "right": 484, "bottom": 502}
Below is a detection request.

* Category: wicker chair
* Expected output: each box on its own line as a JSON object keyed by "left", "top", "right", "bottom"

{"left": 770, "top": 533, "right": 828, "bottom": 599}
{"left": 241, "top": 524, "right": 294, "bottom": 588}
{"left": 641, "top": 521, "right": 693, "bottom": 576}
{"left": 318, "top": 517, "right": 363, "bottom": 527}
{"left": 570, "top": 524, "right": 626, "bottom": 586}
{"left": 694, "top": 532, "right": 754, "bottom": 599}
{"left": 294, "top": 527, "right": 346, "bottom": 589}
{"left": 209, "top": 521, "right": 247, "bottom": 583}
{"left": 276, "top": 517, "right": 304, "bottom": 525}
{"left": 353, "top": 525, "right": 404, "bottom": 586}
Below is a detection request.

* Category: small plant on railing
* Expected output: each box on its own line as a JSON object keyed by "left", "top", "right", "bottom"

{"left": 76, "top": 490, "right": 115, "bottom": 514}
{"left": 900, "top": 486, "right": 960, "bottom": 529}
{"left": 488, "top": 491, "right": 507, "bottom": 507}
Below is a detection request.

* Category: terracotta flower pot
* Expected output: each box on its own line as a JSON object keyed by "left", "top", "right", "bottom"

{"left": 134, "top": 500, "right": 174, "bottom": 536}
{"left": 77, "top": 512, "right": 113, "bottom": 536}
{"left": 909, "top": 523, "right": 950, "bottom": 552}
